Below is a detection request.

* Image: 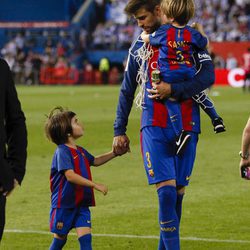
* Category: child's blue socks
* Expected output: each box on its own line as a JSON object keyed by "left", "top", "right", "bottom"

{"left": 78, "top": 234, "right": 92, "bottom": 250}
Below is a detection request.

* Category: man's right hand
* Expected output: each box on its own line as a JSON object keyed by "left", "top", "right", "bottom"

{"left": 147, "top": 81, "right": 172, "bottom": 100}
{"left": 113, "top": 135, "right": 131, "bottom": 156}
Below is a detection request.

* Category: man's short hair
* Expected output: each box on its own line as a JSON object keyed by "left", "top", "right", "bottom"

{"left": 45, "top": 107, "right": 76, "bottom": 145}
{"left": 124, "top": 0, "right": 161, "bottom": 16}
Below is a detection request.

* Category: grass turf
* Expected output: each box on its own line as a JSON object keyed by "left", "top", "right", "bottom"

{"left": 1, "top": 85, "right": 250, "bottom": 250}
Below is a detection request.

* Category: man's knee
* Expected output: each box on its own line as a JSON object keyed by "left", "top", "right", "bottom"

{"left": 176, "top": 185, "right": 185, "bottom": 195}
{"left": 156, "top": 179, "right": 176, "bottom": 190}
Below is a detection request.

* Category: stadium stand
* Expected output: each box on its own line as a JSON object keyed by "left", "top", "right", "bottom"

{"left": 195, "top": 0, "right": 250, "bottom": 42}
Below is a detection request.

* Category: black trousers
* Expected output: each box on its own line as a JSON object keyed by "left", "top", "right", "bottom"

{"left": 0, "top": 194, "right": 6, "bottom": 241}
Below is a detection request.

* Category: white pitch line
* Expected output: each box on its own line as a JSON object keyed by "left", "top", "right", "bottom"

{"left": 4, "top": 229, "right": 250, "bottom": 244}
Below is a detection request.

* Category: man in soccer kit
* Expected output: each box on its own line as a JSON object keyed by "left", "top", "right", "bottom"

{"left": 113, "top": 1, "right": 219, "bottom": 249}
{"left": 141, "top": 7, "right": 225, "bottom": 154}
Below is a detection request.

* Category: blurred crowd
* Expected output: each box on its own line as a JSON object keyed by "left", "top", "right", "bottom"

{"left": 0, "top": 0, "right": 249, "bottom": 85}
{"left": 0, "top": 27, "right": 125, "bottom": 85}
{"left": 195, "top": 0, "right": 250, "bottom": 42}
{"left": 1, "top": 30, "right": 79, "bottom": 85}
{"left": 91, "top": 0, "right": 250, "bottom": 50}
{"left": 92, "top": 0, "right": 141, "bottom": 50}
{"left": 211, "top": 51, "right": 239, "bottom": 69}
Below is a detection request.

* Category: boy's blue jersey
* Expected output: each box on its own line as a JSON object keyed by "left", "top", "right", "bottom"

{"left": 50, "top": 144, "right": 95, "bottom": 208}
{"left": 114, "top": 36, "right": 213, "bottom": 136}
{"left": 171, "top": 49, "right": 214, "bottom": 101}
{"left": 149, "top": 24, "right": 208, "bottom": 83}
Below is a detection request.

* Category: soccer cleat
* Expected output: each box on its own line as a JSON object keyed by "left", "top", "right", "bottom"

{"left": 175, "top": 130, "right": 191, "bottom": 155}
{"left": 212, "top": 117, "right": 226, "bottom": 134}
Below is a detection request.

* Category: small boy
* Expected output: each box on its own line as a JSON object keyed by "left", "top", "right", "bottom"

{"left": 45, "top": 107, "right": 127, "bottom": 250}
{"left": 141, "top": 0, "right": 225, "bottom": 155}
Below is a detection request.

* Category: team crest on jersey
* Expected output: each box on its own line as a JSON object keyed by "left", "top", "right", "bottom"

{"left": 57, "top": 222, "right": 64, "bottom": 230}
{"left": 149, "top": 169, "right": 154, "bottom": 177}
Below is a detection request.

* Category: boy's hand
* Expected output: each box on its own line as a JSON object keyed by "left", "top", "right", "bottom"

{"left": 190, "top": 22, "right": 207, "bottom": 41}
{"left": 113, "top": 135, "right": 130, "bottom": 156}
{"left": 94, "top": 183, "right": 108, "bottom": 195}
{"left": 141, "top": 31, "right": 149, "bottom": 43}
{"left": 141, "top": 31, "right": 147, "bottom": 37}
{"left": 190, "top": 22, "right": 202, "bottom": 31}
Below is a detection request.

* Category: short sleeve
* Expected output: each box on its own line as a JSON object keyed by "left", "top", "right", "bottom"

{"left": 149, "top": 26, "right": 167, "bottom": 47}
{"left": 81, "top": 147, "right": 95, "bottom": 166}
{"left": 56, "top": 147, "right": 74, "bottom": 172}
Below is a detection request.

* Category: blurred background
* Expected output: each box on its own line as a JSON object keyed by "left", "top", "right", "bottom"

{"left": 1, "top": 1, "right": 250, "bottom": 249}
{"left": 0, "top": 0, "right": 249, "bottom": 87}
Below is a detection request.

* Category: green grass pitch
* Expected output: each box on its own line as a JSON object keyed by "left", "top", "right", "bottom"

{"left": 1, "top": 85, "right": 250, "bottom": 250}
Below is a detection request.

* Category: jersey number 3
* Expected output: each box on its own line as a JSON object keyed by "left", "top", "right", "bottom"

{"left": 145, "top": 152, "right": 152, "bottom": 168}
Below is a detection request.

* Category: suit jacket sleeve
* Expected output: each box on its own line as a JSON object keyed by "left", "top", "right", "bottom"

{"left": 3, "top": 59, "right": 27, "bottom": 186}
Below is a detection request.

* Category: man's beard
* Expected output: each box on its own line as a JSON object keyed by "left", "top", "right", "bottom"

{"left": 143, "top": 21, "right": 161, "bottom": 34}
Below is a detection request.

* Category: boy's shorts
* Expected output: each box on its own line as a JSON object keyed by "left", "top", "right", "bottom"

{"left": 50, "top": 207, "right": 91, "bottom": 235}
{"left": 140, "top": 126, "right": 198, "bottom": 186}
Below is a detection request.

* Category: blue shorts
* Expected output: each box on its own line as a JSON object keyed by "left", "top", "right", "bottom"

{"left": 50, "top": 207, "right": 91, "bottom": 235}
{"left": 140, "top": 126, "right": 198, "bottom": 186}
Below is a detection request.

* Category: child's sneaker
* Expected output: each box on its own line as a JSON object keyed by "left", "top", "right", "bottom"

{"left": 212, "top": 117, "right": 226, "bottom": 133}
{"left": 175, "top": 130, "right": 191, "bottom": 155}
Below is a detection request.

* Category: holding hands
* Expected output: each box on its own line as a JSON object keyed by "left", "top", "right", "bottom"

{"left": 113, "top": 135, "right": 130, "bottom": 156}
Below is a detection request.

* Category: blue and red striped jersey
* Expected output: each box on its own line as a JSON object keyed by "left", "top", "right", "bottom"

{"left": 149, "top": 24, "right": 208, "bottom": 83}
{"left": 50, "top": 144, "right": 95, "bottom": 208}
{"left": 114, "top": 36, "right": 206, "bottom": 136}
{"left": 141, "top": 46, "right": 200, "bottom": 132}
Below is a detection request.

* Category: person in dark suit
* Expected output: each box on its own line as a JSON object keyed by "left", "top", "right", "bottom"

{"left": 0, "top": 58, "right": 27, "bottom": 241}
